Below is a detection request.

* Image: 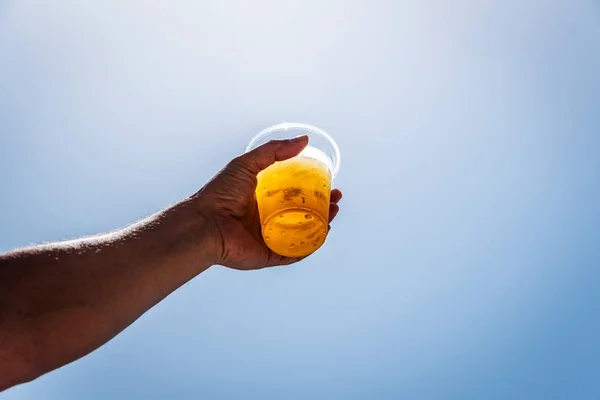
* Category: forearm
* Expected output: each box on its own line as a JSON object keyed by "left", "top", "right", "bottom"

{"left": 0, "top": 197, "right": 216, "bottom": 389}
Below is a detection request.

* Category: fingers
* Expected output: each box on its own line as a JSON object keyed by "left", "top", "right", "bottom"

{"left": 236, "top": 135, "right": 309, "bottom": 175}
{"left": 330, "top": 189, "right": 343, "bottom": 204}
{"left": 328, "top": 189, "right": 342, "bottom": 223}
{"left": 277, "top": 256, "right": 306, "bottom": 266}
{"left": 328, "top": 202, "right": 340, "bottom": 223}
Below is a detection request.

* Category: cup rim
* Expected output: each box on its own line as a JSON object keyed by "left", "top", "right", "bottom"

{"left": 246, "top": 122, "right": 341, "bottom": 178}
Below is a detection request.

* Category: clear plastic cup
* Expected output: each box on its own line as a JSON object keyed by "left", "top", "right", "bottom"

{"left": 246, "top": 123, "right": 341, "bottom": 257}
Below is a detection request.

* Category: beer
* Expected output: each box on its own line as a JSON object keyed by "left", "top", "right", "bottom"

{"left": 256, "top": 154, "right": 332, "bottom": 257}
{"left": 248, "top": 122, "right": 340, "bottom": 257}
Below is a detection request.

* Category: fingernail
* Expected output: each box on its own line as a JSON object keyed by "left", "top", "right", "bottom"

{"left": 288, "top": 135, "right": 308, "bottom": 143}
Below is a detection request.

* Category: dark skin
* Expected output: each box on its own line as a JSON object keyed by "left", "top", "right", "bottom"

{"left": 0, "top": 136, "right": 342, "bottom": 391}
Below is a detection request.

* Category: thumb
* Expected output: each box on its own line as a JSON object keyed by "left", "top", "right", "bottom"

{"left": 236, "top": 135, "right": 309, "bottom": 175}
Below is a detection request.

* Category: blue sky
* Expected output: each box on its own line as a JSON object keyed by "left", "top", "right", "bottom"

{"left": 1, "top": 0, "right": 599, "bottom": 398}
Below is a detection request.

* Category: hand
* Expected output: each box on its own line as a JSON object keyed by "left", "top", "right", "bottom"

{"left": 194, "top": 136, "right": 342, "bottom": 270}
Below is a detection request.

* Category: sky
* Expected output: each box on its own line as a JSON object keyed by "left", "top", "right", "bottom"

{"left": 1, "top": 0, "right": 600, "bottom": 398}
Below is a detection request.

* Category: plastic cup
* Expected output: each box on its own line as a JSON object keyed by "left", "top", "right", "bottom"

{"left": 246, "top": 123, "right": 341, "bottom": 257}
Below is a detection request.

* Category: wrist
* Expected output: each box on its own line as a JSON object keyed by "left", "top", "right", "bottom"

{"left": 120, "top": 198, "right": 219, "bottom": 273}
{"left": 163, "top": 198, "right": 221, "bottom": 270}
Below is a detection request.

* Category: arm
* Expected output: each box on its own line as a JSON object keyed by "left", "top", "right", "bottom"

{"left": 0, "top": 136, "right": 342, "bottom": 391}
{"left": 0, "top": 201, "right": 215, "bottom": 390}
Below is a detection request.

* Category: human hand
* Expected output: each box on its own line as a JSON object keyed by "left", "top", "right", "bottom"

{"left": 193, "top": 136, "right": 342, "bottom": 270}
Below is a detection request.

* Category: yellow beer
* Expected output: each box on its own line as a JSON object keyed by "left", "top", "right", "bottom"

{"left": 256, "top": 156, "right": 332, "bottom": 257}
